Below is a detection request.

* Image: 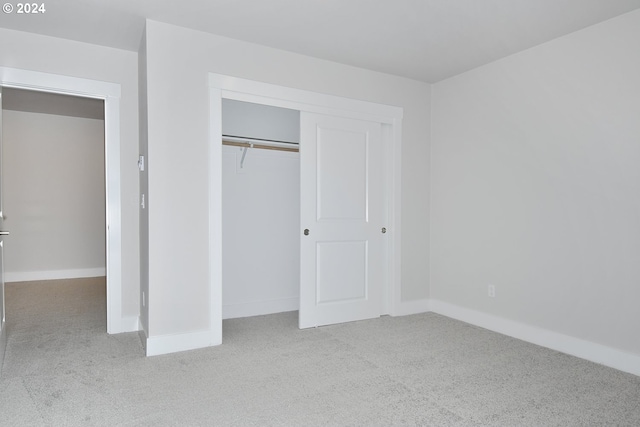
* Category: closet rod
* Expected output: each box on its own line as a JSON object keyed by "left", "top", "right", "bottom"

{"left": 222, "top": 135, "right": 299, "bottom": 153}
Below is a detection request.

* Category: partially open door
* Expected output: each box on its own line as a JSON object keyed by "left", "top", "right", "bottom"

{"left": 299, "top": 112, "right": 384, "bottom": 328}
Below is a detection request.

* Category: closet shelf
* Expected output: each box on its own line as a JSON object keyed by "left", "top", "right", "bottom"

{"left": 222, "top": 135, "right": 299, "bottom": 152}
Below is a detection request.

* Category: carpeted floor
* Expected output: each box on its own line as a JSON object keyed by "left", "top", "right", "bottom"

{"left": 1, "top": 278, "right": 639, "bottom": 426}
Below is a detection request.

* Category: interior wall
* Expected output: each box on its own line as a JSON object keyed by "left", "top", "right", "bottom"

{"left": 0, "top": 27, "right": 140, "bottom": 320}
{"left": 431, "top": 9, "right": 640, "bottom": 355}
{"left": 144, "top": 20, "right": 431, "bottom": 338}
{"left": 3, "top": 110, "right": 105, "bottom": 280}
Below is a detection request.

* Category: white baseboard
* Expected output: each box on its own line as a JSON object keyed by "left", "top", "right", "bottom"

{"left": 222, "top": 297, "right": 299, "bottom": 320}
{"left": 429, "top": 299, "right": 640, "bottom": 377}
{"left": 5, "top": 268, "right": 106, "bottom": 283}
{"left": 145, "top": 329, "right": 218, "bottom": 357}
{"left": 392, "top": 298, "right": 430, "bottom": 316}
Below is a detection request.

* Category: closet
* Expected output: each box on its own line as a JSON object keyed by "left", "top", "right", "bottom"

{"left": 221, "top": 99, "right": 301, "bottom": 319}
{"left": 213, "top": 76, "right": 400, "bottom": 331}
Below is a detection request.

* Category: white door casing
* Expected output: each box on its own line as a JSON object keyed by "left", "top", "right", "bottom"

{"left": 299, "top": 113, "right": 384, "bottom": 328}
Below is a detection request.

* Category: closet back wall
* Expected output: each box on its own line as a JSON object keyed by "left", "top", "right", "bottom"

{"left": 222, "top": 99, "right": 299, "bottom": 143}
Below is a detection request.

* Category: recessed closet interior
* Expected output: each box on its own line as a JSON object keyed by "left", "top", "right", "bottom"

{"left": 221, "top": 99, "right": 301, "bottom": 320}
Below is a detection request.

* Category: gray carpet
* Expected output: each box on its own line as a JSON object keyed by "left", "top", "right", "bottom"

{"left": 1, "top": 278, "right": 639, "bottom": 426}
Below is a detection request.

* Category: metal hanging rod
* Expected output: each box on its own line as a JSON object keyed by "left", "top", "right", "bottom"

{"left": 221, "top": 135, "right": 299, "bottom": 153}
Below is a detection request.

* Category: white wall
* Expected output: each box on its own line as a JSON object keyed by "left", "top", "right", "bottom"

{"left": 3, "top": 110, "right": 105, "bottom": 280}
{"left": 431, "top": 10, "right": 640, "bottom": 357}
{"left": 142, "top": 20, "right": 431, "bottom": 340}
{"left": 0, "top": 28, "right": 140, "bottom": 320}
{"left": 222, "top": 146, "right": 300, "bottom": 318}
{"left": 222, "top": 99, "right": 300, "bottom": 144}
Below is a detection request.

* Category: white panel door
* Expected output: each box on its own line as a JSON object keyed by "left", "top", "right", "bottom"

{"left": 299, "top": 112, "right": 384, "bottom": 328}
{"left": 0, "top": 86, "right": 7, "bottom": 369}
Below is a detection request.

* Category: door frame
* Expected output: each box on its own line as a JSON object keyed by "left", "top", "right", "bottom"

{"left": 0, "top": 66, "right": 126, "bottom": 334}
{"left": 208, "top": 73, "right": 403, "bottom": 344}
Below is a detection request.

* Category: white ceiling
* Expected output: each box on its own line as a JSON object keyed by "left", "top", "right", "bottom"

{"left": 1, "top": 0, "right": 639, "bottom": 83}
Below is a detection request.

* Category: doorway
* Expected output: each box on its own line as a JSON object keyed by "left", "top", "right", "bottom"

{"left": 0, "top": 66, "right": 125, "bottom": 337}
{"left": 209, "top": 73, "right": 404, "bottom": 344}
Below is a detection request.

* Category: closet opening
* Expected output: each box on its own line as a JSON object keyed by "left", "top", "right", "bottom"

{"left": 221, "top": 99, "right": 301, "bottom": 321}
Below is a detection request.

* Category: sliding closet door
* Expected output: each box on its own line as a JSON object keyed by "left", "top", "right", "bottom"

{"left": 299, "top": 112, "right": 384, "bottom": 328}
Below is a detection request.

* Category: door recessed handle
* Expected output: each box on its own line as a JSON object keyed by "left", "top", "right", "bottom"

{"left": 304, "top": 229, "right": 309, "bottom": 236}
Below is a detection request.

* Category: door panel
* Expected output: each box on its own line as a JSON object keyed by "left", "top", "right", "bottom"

{"left": 316, "top": 127, "right": 367, "bottom": 221}
{"left": 300, "top": 112, "right": 383, "bottom": 329}
{"left": 316, "top": 240, "right": 367, "bottom": 304}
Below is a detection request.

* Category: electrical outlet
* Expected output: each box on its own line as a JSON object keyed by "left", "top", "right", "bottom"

{"left": 488, "top": 285, "right": 496, "bottom": 298}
